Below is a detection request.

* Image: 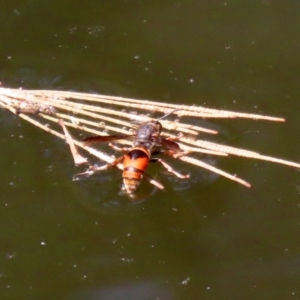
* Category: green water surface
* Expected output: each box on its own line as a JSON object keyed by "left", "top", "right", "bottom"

{"left": 1, "top": 1, "right": 300, "bottom": 299}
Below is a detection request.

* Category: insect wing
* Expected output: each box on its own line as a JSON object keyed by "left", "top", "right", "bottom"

{"left": 83, "top": 134, "right": 133, "bottom": 145}
{"left": 160, "top": 138, "right": 181, "bottom": 152}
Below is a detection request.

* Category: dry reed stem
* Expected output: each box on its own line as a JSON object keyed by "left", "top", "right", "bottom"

{"left": 179, "top": 156, "right": 251, "bottom": 188}
{"left": 0, "top": 103, "right": 119, "bottom": 166}
{"left": 1, "top": 90, "right": 204, "bottom": 135}
{"left": 1, "top": 87, "right": 299, "bottom": 189}
{"left": 0, "top": 87, "right": 285, "bottom": 121}
{"left": 27, "top": 89, "right": 284, "bottom": 121}
{"left": 58, "top": 119, "right": 88, "bottom": 165}
{"left": 192, "top": 140, "right": 300, "bottom": 168}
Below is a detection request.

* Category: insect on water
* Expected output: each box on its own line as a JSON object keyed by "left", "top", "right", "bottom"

{"left": 73, "top": 109, "right": 190, "bottom": 195}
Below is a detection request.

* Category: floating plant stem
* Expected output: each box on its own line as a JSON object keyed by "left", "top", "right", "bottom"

{"left": 0, "top": 86, "right": 298, "bottom": 189}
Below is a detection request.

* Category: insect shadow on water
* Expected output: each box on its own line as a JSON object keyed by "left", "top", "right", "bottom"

{"left": 73, "top": 168, "right": 160, "bottom": 213}
{"left": 73, "top": 165, "right": 168, "bottom": 207}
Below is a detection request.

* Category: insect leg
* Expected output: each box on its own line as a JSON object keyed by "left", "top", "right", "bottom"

{"left": 151, "top": 158, "right": 190, "bottom": 179}
{"left": 144, "top": 173, "right": 164, "bottom": 190}
{"left": 108, "top": 143, "right": 132, "bottom": 153}
{"left": 73, "top": 156, "right": 124, "bottom": 180}
{"left": 164, "top": 150, "right": 190, "bottom": 159}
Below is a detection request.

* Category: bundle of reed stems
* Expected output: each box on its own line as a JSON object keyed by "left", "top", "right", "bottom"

{"left": 0, "top": 86, "right": 299, "bottom": 188}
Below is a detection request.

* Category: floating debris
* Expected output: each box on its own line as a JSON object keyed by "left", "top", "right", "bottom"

{"left": 0, "top": 86, "right": 299, "bottom": 190}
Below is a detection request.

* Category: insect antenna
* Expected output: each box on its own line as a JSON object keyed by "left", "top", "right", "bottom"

{"left": 157, "top": 109, "right": 181, "bottom": 120}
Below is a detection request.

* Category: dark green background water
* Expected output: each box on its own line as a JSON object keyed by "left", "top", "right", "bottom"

{"left": 1, "top": 1, "right": 300, "bottom": 299}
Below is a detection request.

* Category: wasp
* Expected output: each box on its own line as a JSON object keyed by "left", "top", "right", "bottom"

{"left": 76, "top": 110, "right": 189, "bottom": 195}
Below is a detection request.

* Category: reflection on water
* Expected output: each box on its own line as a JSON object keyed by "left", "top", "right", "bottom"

{"left": 1, "top": 67, "right": 130, "bottom": 96}
{"left": 73, "top": 172, "right": 158, "bottom": 210}
{"left": 69, "top": 281, "right": 173, "bottom": 300}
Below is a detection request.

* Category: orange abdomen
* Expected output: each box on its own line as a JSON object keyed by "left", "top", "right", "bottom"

{"left": 122, "top": 147, "right": 150, "bottom": 180}
{"left": 121, "top": 147, "right": 150, "bottom": 193}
